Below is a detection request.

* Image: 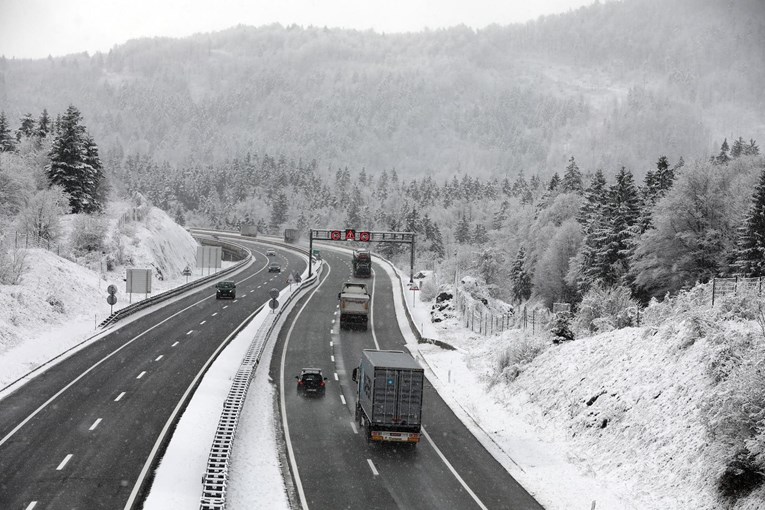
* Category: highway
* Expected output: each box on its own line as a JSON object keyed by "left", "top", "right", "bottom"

{"left": 275, "top": 247, "right": 542, "bottom": 510}
{"left": 0, "top": 240, "right": 306, "bottom": 510}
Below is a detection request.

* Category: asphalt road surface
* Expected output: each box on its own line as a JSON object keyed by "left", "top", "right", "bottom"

{"left": 0, "top": 239, "right": 304, "bottom": 510}
{"left": 275, "top": 247, "right": 543, "bottom": 510}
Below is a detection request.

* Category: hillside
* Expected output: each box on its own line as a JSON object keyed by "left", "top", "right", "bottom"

{"left": 0, "top": 0, "right": 763, "bottom": 178}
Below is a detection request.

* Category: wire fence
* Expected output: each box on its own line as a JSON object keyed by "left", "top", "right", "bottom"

{"left": 711, "top": 276, "right": 765, "bottom": 305}
{"left": 454, "top": 287, "right": 551, "bottom": 336}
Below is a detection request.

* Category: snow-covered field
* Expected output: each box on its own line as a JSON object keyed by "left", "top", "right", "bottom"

{"left": 1, "top": 207, "right": 763, "bottom": 510}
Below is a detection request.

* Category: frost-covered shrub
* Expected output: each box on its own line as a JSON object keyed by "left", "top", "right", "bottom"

{"left": 0, "top": 246, "right": 27, "bottom": 285}
{"left": 701, "top": 335, "right": 765, "bottom": 503}
{"left": 70, "top": 214, "right": 107, "bottom": 253}
{"left": 574, "top": 284, "right": 639, "bottom": 332}
{"left": 642, "top": 282, "right": 712, "bottom": 327}
{"left": 419, "top": 275, "right": 439, "bottom": 302}
{"left": 550, "top": 311, "right": 574, "bottom": 342}
{"left": 46, "top": 295, "right": 65, "bottom": 314}
{"left": 498, "top": 336, "right": 548, "bottom": 381}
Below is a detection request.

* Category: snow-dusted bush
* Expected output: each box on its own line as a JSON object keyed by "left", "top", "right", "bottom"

{"left": 70, "top": 214, "right": 108, "bottom": 253}
{"left": 497, "top": 335, "right": 548, "bottom": 381}
{"left": 418, "top": 273, "right": 439, "bottom": 302}
{"left": 642, "top": 283, "right": 711, "bottom": 327}
{"left": 0, "top": 246, "right": 27, "bottom": 285}
{"left": 574, "top": 284, "right": 639, "bottom": 332}
{"left": 701, "top": 334, "right": 765, "bottom": 503}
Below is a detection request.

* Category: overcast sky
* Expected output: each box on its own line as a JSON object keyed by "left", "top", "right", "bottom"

{"left": 0, "top": 0, "right": 597, "bottom": 59}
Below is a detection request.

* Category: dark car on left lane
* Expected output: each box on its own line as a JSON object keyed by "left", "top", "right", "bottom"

{"left": 215, "top": 280, "right": 236, "bottom": 299}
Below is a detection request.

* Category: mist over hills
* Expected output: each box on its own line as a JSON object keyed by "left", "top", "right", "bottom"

{"left": 1, "top": 0, "right": 763, "bottom": 179}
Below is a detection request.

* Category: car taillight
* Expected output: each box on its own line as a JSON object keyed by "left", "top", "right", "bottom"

{"left": 320, "top": 381, "right": 325, "bottom": 387}
{"left": 298, "top": 380, "right": 304, "bottom": 385}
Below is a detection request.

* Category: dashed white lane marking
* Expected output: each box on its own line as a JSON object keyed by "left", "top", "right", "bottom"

{"left": 89, "top": 418, "right": 102, "bottom": 431}
{"left": 331, "top": 355, "right": 335, "bottom": 362}
{"left": 171, "top": 341, "right": 179, "bottom": 347}
{"left": 331, "top": 319, "right": 335, "bottom": 324}
{"left": 155, "top": 355, "right": 163, "bottom": 361}
{"left": 350, "top": 421, "right": 358, "bottom": 434}
{"left": 199, "top": 320, "right": 206, "bottom": 325}
{"left": 333, "top": 311, "right": 338, "bottom": 315}
{"left": 367, "top": 459, "right": 379, "bottom": 476}
{"left": 334, "top": 373, "right": 339, "bottom": 381}
{"left": 25, "top": 501, "right": 37, "bottom": 510}
{"left": 137, "top": 371, "right": 146, "bottom": 379}
{"left": 186, "top": 330, "right": 193, "bottom": 335}
{"left": 212, "top": 312, "right": 218, "bottom": 317}
{"left": 340, "top": 394, "right": 346, "bottom": 405}
{"left": 114, "top": 392, "right": 125, "bottom": 402}
{"left": 223, "top": 306, "right": 229, "bottom": 309}
{"left": 329, "top": 341, "right": 333, "bottom": 347}
{"left": 250, "top": 290, "right": 255, "bottom": 293}
{"left": 329, "top": 329, "right": 333, "bottom": 334}
{"left": 56, "top": 454, "right": 73, "bottom": 470}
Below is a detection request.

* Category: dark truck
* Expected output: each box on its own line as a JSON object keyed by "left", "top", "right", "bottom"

{"left": 352, "top": 248, "right": 372, "bottom": 277}
{"left": 352, "top": 349, "right": 424, "bottom": 445}
{"left": 284, "top": 228, "right": 300, "bottom": 243}
{"left": 338, "top": 282, "right": 370, "bottom": 330}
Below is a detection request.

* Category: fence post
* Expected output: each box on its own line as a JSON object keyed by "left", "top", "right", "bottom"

{"left": 712, "top": 278, "right": 716, "bottom": 306}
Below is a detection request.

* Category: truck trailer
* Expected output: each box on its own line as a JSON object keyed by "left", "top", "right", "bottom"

{"left": 352, "top": 249, "right": 372, "bottom": 277}
{"left": 338, "top": 282, "right": 370, "bottom": 330}
{"left": 352, "top": 349, "right": 424, "bottom": 445}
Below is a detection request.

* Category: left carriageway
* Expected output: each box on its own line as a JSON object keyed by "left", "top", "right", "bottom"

{"left": 0, "top": 237, "right": 306, "bottom": 510}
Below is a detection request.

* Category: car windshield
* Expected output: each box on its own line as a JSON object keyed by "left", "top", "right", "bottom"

{"left": 216, "top": 282, "right": 235, "bottom": 289}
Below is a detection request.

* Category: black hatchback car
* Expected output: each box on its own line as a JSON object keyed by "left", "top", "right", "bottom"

{"left": 214, "top": 280, "right": 236, "bottom": 299}
{"left": 296, "top": 368, "right": 327, "bottom": 397}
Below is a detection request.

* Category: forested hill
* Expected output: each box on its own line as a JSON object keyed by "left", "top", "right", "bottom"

{"left": 0, "top": 0, "right": 763, "bottom": 179}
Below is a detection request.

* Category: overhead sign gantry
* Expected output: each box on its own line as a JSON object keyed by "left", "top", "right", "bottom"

{"left": 308, "top": 229, "right": 416, "bottom": 282}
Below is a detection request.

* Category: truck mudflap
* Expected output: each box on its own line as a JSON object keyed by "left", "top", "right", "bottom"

{"left": 370, "top": 430, "right": 421, "bottom": 443}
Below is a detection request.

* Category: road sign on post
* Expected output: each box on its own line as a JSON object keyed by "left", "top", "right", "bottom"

{"left": 269, "top": 288, "right": 279, "bottom": 299}
{"left": 106, "top": 285, "right": 117, "bottom": 314}
{"left": 344, "top": 229, "right": 356, "bottom": 241}
{"left": 269, "top": 298, "right": 279, "bottom": 312}
{"left": 182, "top": 266, "right": 192, "bottom": 283}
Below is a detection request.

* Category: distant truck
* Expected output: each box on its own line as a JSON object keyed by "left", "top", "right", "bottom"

{"left": 240, "top": 224, "right": 258, "bottom": 237}
{"left": 338, "top": 282, "right": 370, "bottom": 330}
{"left": 352, "top": 248, "right": 372, "bottom": 277}
{"left": 284, "top": 228, "right": 300, "bottom": 243}
{"left": 352, "top": 349, "right": 424, "bottom": 445}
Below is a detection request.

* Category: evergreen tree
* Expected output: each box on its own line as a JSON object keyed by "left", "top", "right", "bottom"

{"left": 455, "top": 215, "right": 471, "bottom": 244}
{"left": 492, "top": 200, "right": 509, "bottom": 230}
{"left": 268, "top": 191, "right": 289, "bottom": 233}
{"left": 0, "top": 112, "right": 16, "bottom": 152}
{"left": 16, "top": 113, "right": 36, "bottom": 141}
{"left": 548, "top": 172, "right": 561, "bottom": 191}
{"left": 510, "top": 245, "right": 532, "bottom": 303}
{"left": 744, "top": 139, "right": 760, "bottom": 156}
{"left": 561, "top": 156, "right": 583, "bottom": 193}
{"left": 430, "top": 223, "right": 445, "bottom": 260}
{"left": 36, "top": 109, "right": 51, "bottom": 138}
{"left": 46, "top": 105, "right": 105, "bottom": 213}
{"left": 473, "top": 223, "right": 489, "bottom": 244}
{"left": 296, "top": 211, "right": 309, "bottom": 234}
{"left": 716, "top": 138, "right": 730, "bottom": 165}
{"left": 587, "top": 167, "right": 641, "bottom": 287}
{"left": 731, "top": 137, "right": 746, "bottom": 159}
{"left": 734, "top": 168, "right": 765, "bottom": 277}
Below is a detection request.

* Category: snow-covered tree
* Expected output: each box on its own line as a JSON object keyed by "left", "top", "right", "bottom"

{"left": 0, "top": 112, "right": 16, "bottom": 152}
{"left": 46, "top": 105, "right": 105, "bottom": 213}
{"left": 561, "top": 156, "right": 583, "bottom": 193}
{"left": 734, "top": 168, "right": 765, "bottom": 276}
{"left": 510, "top": 245, "right": 532, "bottom": 303}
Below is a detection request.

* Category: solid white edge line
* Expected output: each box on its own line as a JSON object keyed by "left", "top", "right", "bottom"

{"left": 89, "top": 418, "right": 102, "bottom": 431}
{"left": 366, "top": 458, "right": 379, "bottom": 476}
{"left": 281, "top": 263, "right": 332, "bottom": 510}
{"left": 114, "top": 392, "right": 125, "bottom": 402}
{"left": 370, "top": 269, "right": 380, "bottom": 350}
{"left": 56, "top": 453, "right": 73, "bottom": 470}
{"left": 422, "top": 427, "right": 489, "bottom": 510}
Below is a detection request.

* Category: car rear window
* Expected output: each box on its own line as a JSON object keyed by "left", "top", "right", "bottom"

{"left": 217, "top": 282, "right": 235, "bottom": 289}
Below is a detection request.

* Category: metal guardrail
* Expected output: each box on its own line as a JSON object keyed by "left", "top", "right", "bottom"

{"left": 199, "top": 251, "right": 321, "bottom": 510}
{"left": 98, "top": 236, "right": 251, "bottom": 329}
